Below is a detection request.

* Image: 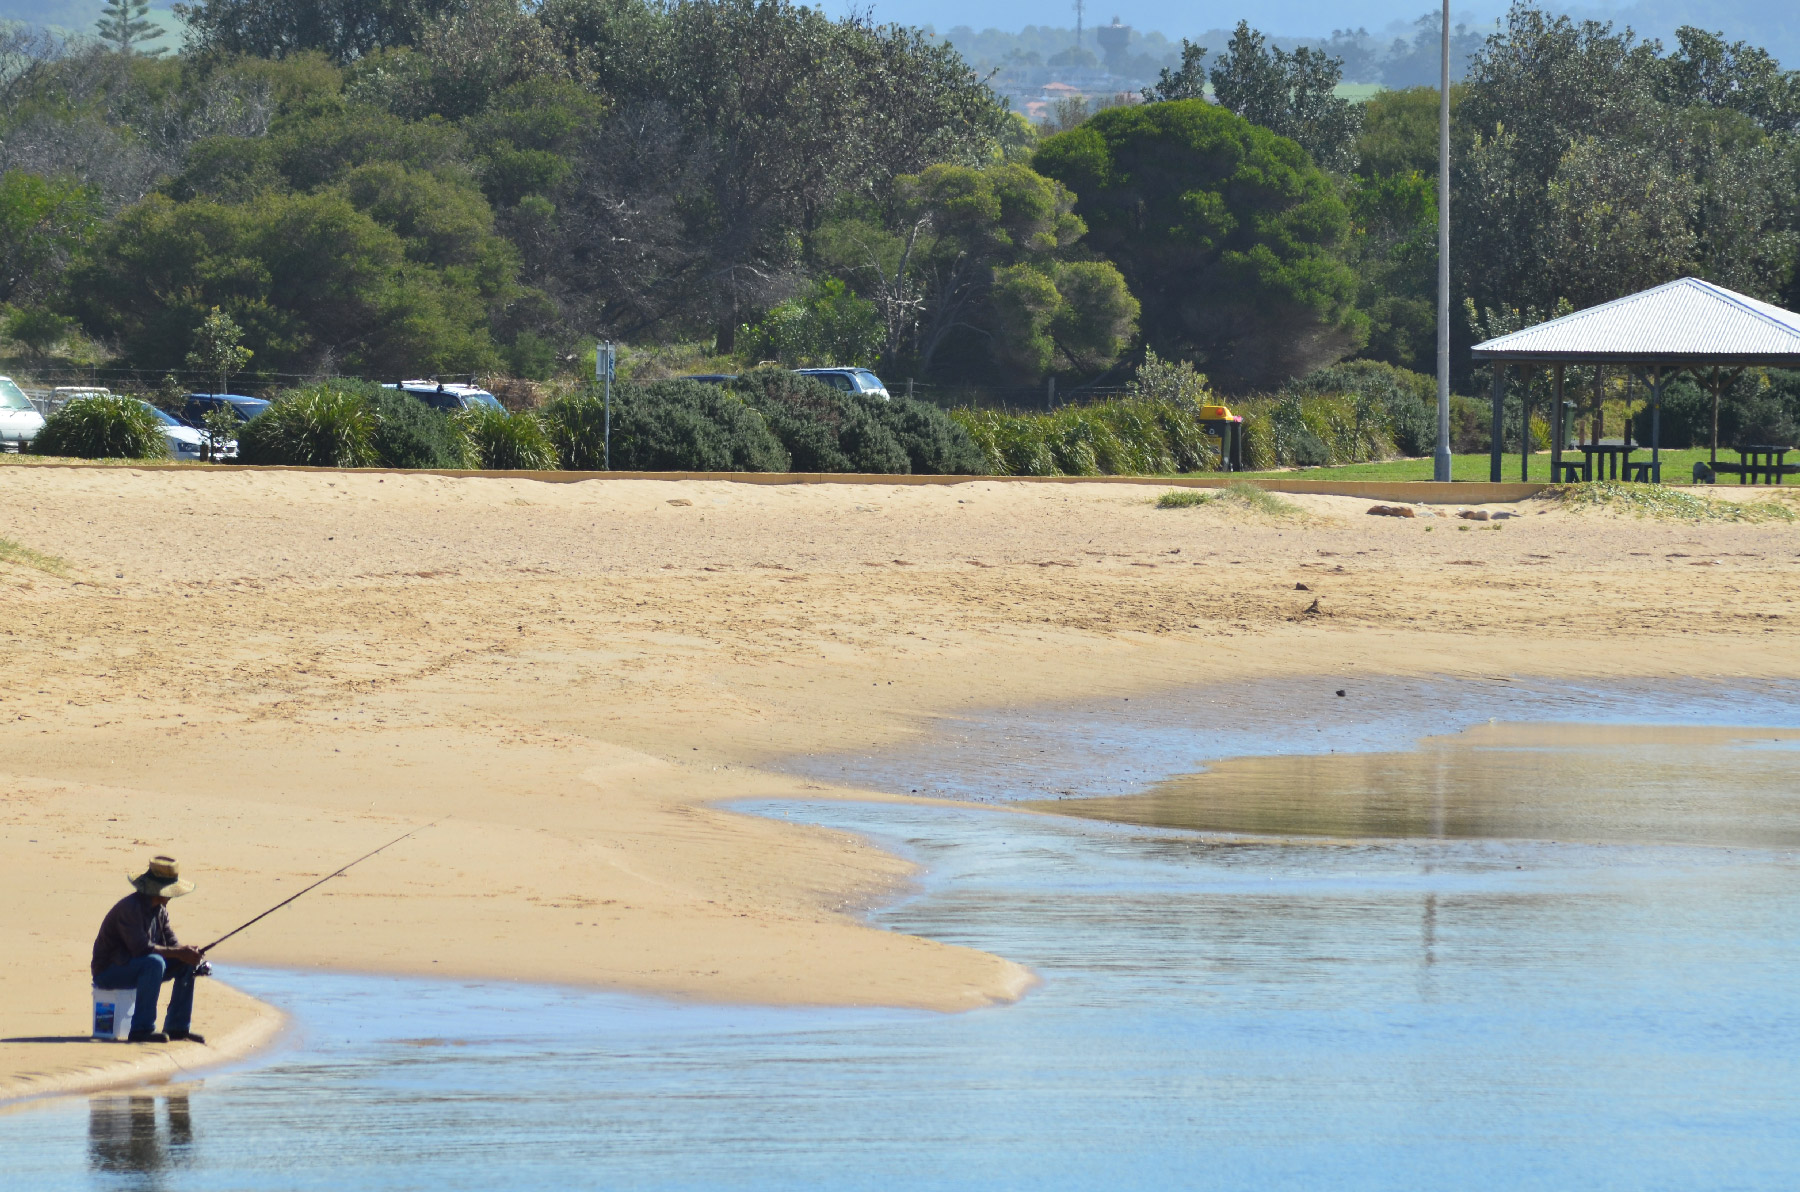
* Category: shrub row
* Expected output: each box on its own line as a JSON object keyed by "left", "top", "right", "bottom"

{"left": 951, "top": 400, "right": 1221, "bottom": 476}
{"left": 201, "top": 368, "right": 987, "bottom": 475}
{"left": 31, "top": 360, "right": 1466, "bottom": 477}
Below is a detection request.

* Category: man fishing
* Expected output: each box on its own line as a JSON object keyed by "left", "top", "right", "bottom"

{"left": 92, "top": 855, "right": 207, "bottom": 1044}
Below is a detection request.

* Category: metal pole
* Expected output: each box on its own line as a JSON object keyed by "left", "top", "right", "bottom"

{"left": 1433, "top": 0, "right": 1453, "bottom": 483}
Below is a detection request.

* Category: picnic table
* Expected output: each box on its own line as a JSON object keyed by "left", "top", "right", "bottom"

{"left": 1551, "top": 440, "right": 1657, "bottom": 483}
{"left": 1699, "top": 445, "right": 1798, "bottom": 484}
{"left": 1734, "top": 445, "right": 1794, "bottom": 484}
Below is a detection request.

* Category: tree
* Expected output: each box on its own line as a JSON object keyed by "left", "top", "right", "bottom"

{"left": 95, "top": 0, "right": 166, "bottom": 56}
{"left": 990, "top": 260, "right": 1138, "bottom": 376}
{"left": 3, "top": 306, "right": 73, "bottom": 358}
{"left": 1659, "top": 26, "right": 1800, "bottom": 134}
{"left": 893, "top": 162, "right": 1085, "bottom": 370}
{"left": 0, "top": 171, "right": 96, "bottom": 304}
{"left": 1345, "top": 170, "right": 1438, "bottom": 370}
{"left": 186, "top": 306, "right": 254, "bottom": 394}
{"left": 1142, "top": 39, "right": 1206, "bottom": 103}
{"left": 1543, "top": 138, "right": 1700, "bottom": 309}
{"left": 528, "top": 0, "right": 1006, "bottom": 347}
{"left": 69, "top": 191, "right": 503, "bottom": 376}
{"left": 1034, "top": 99, "right": 1364, "bottom": 391}
{"left": 1452, "top": 5, "right": 1800, "bottom": 325}
{"left": 174, "top": 0, "right": 464, "bottom": 63}
{"left": 1207, "top": 22, "right": 1361, "bottom": 172}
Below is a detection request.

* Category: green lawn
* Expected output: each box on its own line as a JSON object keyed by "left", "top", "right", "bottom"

{"left": 1228, "top": 448, "right": 1742, "bottom": 485}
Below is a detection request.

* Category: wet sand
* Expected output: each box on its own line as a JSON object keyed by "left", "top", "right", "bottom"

{"left": 1037, "top": 723, "right": 1800, "bottom": 847}
{"left": 2, "top": 466, "right": 1798, "bottom": 1099}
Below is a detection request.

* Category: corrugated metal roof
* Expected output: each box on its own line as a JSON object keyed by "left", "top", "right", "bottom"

{"left": 1470, "top": 278, "right": 1800, "bottom": 363}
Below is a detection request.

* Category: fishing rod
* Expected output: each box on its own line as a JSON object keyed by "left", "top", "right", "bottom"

{"left": 198, "top": 821, "right": 438, "bottom": 957}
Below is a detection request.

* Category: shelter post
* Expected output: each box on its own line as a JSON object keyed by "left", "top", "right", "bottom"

{"left": 1709, "top": 368, "right": 1722, "bottom": 467}
{"left": 1489, "top": 364, "right": 1506, "bottom": 483}
{"left": 1592, "top": 367, "right": 1603, "bottom": 448}
{"left": 1520, "top": 366, "right": 1533, "bottom": 481}
{"left": 1551, "top": 364, "right": 1565, "bottom": 476}
{"left": 1650, "top": 365, "right": 1662, "bottom": 483}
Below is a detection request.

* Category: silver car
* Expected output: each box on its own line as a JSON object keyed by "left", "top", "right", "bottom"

{"left": 795, "top": 368, "right": 891, "bottom": 399}
{"left": 0, "top": 376, "right": 45, "bottom": 450}
{"left": 139, "top": 401, "right": 213, "bottom": 461}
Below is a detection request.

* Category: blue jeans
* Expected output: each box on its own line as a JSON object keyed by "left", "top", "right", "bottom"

{"left": 94, "top": 954, "right": 194, "bottom": 1036}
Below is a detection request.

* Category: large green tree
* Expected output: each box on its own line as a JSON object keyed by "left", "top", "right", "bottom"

{"left": 1207, "top": 22, "right": 1361, "bottom": 173}
{"left": 1454, "top": 6, "right": 1800, "bottom": 319}
{"left": 69, "top": 190, "right": 501, "bottom": 375}
{"left": 0, "top": 170, "right": 96, "bottom": 303}
{"left": 1033, "top": 99, "right": 1363, "bottom": 391}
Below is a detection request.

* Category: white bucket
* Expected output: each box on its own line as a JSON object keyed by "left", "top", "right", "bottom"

{"left": 91, "top": 986, "right": 137, "bottom": 1041}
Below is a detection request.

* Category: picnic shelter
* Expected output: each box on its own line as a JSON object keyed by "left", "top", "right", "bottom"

{"left": 1470, "top": 278, "right": 1800, "bottom": 484}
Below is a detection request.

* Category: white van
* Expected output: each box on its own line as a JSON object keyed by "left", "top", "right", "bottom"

{"left": 0, "top": 376, "right": 45, "bottom": 450}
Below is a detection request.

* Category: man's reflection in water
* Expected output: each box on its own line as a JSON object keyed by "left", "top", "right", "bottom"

{"left": 88, "top": 1093, "right": 193, "bottom": 1188}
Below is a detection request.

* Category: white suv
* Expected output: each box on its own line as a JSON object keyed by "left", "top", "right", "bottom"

{"left": 0, "top": 376, "right": 45, "bottom": 450}
{"left": 795, "top": 368, "right": 891, "bottom": 399}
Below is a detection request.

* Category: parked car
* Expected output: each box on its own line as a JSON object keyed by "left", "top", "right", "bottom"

{"left": 183, "top": 393, "right": 272, "bottom": 423}
{"left": 383, "top": 380, "right": 505, "bottom": 412}
{"left": 138, "top": 401, "right": 216, "bottom": 461}
{"left": 0, "top": 375, "right": 46, "bottom": 450}
{"left": 795, "top": 368, "right": 890, "bottom": 398}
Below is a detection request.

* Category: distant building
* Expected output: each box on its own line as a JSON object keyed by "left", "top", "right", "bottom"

{"left": 1096, "top": 17, "right": 1131, "bottom": 75}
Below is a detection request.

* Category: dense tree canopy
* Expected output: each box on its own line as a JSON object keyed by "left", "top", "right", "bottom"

{"left": 1034, "top": 99, "right": 1363, "bottom": 390}
{"left": 0, "top": 0, "right": 1797, "bottom": 411}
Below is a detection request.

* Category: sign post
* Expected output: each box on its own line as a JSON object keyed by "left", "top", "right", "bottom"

{"left": 598, "top": 340, "right": 615, "bottom": 471}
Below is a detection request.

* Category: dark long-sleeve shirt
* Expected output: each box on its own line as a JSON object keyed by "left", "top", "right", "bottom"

{"left": 91, "top": 892, "right": 179, "bottom": 980}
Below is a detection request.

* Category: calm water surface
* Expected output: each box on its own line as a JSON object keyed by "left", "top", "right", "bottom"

{"left": 8, "top": 681, "right": 1800, "bottom": 1190}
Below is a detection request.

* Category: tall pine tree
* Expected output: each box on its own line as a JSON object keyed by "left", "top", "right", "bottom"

{"left": 95, "top": 0, "right": 166, "bottom": 55}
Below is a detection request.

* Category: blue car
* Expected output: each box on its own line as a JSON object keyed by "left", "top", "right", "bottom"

{"left": 383, "top": 380, "right": 505, "bottom": 413}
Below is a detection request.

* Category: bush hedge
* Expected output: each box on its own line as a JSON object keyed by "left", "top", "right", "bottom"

{"left": 237, "top": 382, "right": 379, "bottom": 467}
{"left": 32, "top": 393, "right": 168, "bottom": 459}
{"left": 543, "top": 380, "right": 790, "bottom": 472}
{"left": 370, "top": 385, "right": 467, "bottom": 468}
{"left": 457, "top": 405, "right": 558, "bottom": 470}
{"left": 732, "top": 367, "right": 909, "bottom": 473}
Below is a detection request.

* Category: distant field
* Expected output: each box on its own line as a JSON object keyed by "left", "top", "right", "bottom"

{"left": 1336, "top": 83, "right": 1386, "bottom": 102}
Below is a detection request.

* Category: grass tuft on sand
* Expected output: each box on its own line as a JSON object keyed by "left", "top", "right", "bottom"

{"left": 1550, "top": 481, "right": 1798, "bottom": 523}
{"left": 0, "top": 536, "right": 70, "bottom": 575}
{"left": 1157, "top": 482, "right": 1301, "bottom": 516}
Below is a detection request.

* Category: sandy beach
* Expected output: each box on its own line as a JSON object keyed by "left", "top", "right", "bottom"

{"left": 3, "top": 464, "right": 1798, "bottom": 1100}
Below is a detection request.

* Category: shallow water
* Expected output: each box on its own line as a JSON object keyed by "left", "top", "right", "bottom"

{"left": 1050, "top": 723, "right": 1800, "bottom": 847}
{"left": 9, "top": 682, "right": 1800, "bottom": 1189}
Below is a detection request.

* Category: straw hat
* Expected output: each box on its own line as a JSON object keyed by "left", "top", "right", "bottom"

{"left": 129, "top": 855, "right": 195, "bottom": 898}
